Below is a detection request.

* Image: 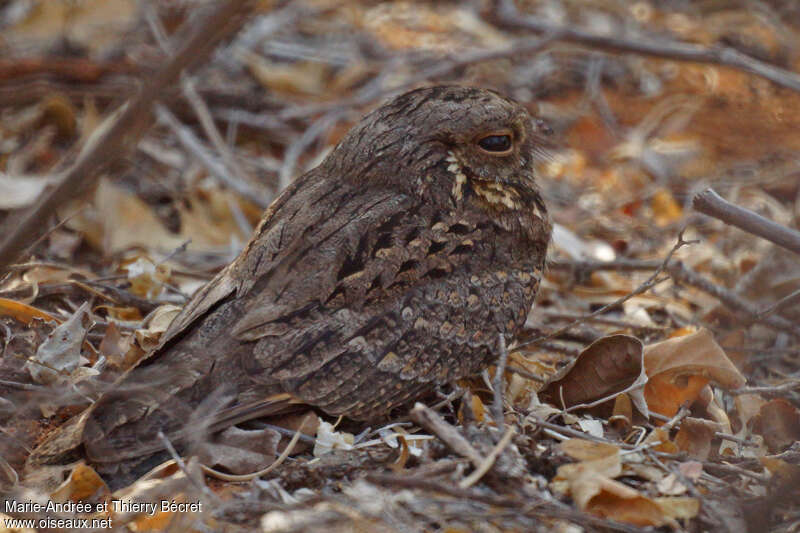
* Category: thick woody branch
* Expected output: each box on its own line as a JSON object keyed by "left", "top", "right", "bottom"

{"left": 692, "top": 188, "right": 800, "bottom": 256}
{"left": 0, "top": 0, "right": 260, "bottom": 272}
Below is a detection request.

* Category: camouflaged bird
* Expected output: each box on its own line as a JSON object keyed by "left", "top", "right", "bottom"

{"left": 79, "top": 86, "right": 553, "bottom": 471}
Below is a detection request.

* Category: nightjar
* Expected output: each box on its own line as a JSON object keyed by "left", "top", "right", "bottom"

{"left": 78, "top": 86, "right": 553, "bottom": 470}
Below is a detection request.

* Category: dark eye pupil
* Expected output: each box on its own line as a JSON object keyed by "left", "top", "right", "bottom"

{"left": 478, "top": 135, "right": 511, "bottom": 152}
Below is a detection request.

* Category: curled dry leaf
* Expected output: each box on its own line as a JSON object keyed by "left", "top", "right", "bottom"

{"left": 541, "top": 334, "right": 646, "bottom": 413}
{"left": 644, "top": 328, "right": 746, "bottom": 417}
{"left": 134, "top": 304, "right": 182, "bottom": 353}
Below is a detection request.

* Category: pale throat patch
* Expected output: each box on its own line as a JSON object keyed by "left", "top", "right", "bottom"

{"left": 446, "top": 151, "right": 467, "bottom": 201}
{"left": 445, "top": 151, "right": 521, "bottom": 210}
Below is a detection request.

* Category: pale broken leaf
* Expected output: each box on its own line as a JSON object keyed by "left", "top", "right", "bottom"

{"left": 313, "top": 421, "right": 354, "bottom": 457}
{"left": 25, "top": 302, "right": 90, "bottom": 384}
{"left": 0, "top": 173, "right": 57, "bottom": 209}
{"left": 124, "top": 256, "right": 169, "bottom": 299}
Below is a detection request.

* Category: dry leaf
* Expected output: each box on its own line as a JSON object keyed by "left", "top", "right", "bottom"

{"left": 124, "top": 257, "right": 169, "bottom": 299}
{"left": 134, "top": 304, "right": 182, "bottom": 352}
{"left": 644, "top": 328, "right": 745, "bottom": 417}
{"left": 560, "top": 438, "right": 619, "bottom": 462}
{"left": 25, "top": 302, "right": 90, "bottom": 384}
{"left": 195, "top": 426, "right": 281, "bottom": 475}
{"left": 50, "top": 462, "right": 110, "bottom": 509}
{"left": 750, "top": 399, "right": 800, "bottom": 453}
{"left": 541, "top": 335, "right": 646, "bottom": 412}
{"left": 0, "top": 297, "right": 58, "bottom": 325}
{"left": 675, "top": 417, "right": 722, "bottom": 460}
{"left": 651, "top": 188, "right": 683, "bottom": 226}
{"left": 0, "top": 173, "right": 57, "bottom": 208}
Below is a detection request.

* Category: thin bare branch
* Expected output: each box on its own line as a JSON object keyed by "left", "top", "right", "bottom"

{"left": 494, "top": 0, "right": 800, "bottom": 93}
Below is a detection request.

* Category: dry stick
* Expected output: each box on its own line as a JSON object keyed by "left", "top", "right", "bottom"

{"left": 144, "top": 1, "right": 271, "bottom": 209}
{"left": 495, "top": 0, "right": 800, "bottom": 93}
{"left": 491, "top": 333, "right": 510, "bottom": 429}
{"left": 693, "top": 188, "right": 800, "bottom": 256}
{"left": 365, "top": 473, "right": 642, "bottom": 533}
{"left": 0, "top": 0, "right": 259, "bottom": 272}
{"left": 548, "top": 258, "right": 663, "bottom": 274}
{"left": 409, "top": 402, "right": 484, "bottom": 468}
{"left": 757, "top": 287, "right": 800, "bottom": 321}
{"left": 459, "top": 426, "right": 516, "bottom": 489}
{"left": 155, "top": 104, "right": 266, "bottom": 207}
{"left": 666, "top": 261, "right": 800, "bottom": 338}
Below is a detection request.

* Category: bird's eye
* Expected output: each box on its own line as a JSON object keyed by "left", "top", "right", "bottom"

{"left": 477, "top": 133, "right": 512, "bottom": 154}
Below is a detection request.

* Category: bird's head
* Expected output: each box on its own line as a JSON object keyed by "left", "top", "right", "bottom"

{"left": 327, "top": 85, "right": 553, "bottom": 239}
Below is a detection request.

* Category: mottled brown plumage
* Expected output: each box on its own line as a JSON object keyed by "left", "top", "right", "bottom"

{"left": 82, "top": 86, "right": 552, "bottom": 471}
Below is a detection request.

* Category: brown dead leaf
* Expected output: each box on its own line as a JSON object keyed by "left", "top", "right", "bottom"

{"left": 750, "top": 399, "right": 800, "bottom": 453}
{"left": 556, "top": 454, "right": 671, "bottom": 527}
{"left": 644, "top": 328, "right": 745, "bottom": 417}
{"left": 610, "top": 393, "right": 633, "bottom": 431}
{"left": 735, "top": 393, "right": 768, "bottom": 431}
{"left": 654, "top": 497, "right": 700, "bottom": 520}
{"left": 196, "top": 426, "right": 281, "bottom": 475}
{"left": 560, "top": 438, "right": 620, "bottom": 461}
{"left": 644, "top": 428, "right": 680, "bottom": 454}
{"left": 675, "top": 417, "right": 722, "bottom": 460}
{"left": 541, "top": 335, "right": 646, "bottom": 412}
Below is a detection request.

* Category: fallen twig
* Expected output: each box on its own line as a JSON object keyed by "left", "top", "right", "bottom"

{"left": 410, "top": 403, "right": 484, "bottom": 468}
{"left": 459, "top": 426, "right": 515, "bottom": 489}
{"left": 693, "top": 188, "right": 800, "bottom": 256}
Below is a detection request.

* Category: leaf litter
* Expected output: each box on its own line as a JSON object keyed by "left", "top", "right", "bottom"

{"left": 1, "top": 1, "right": 800, "bottom": 531}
